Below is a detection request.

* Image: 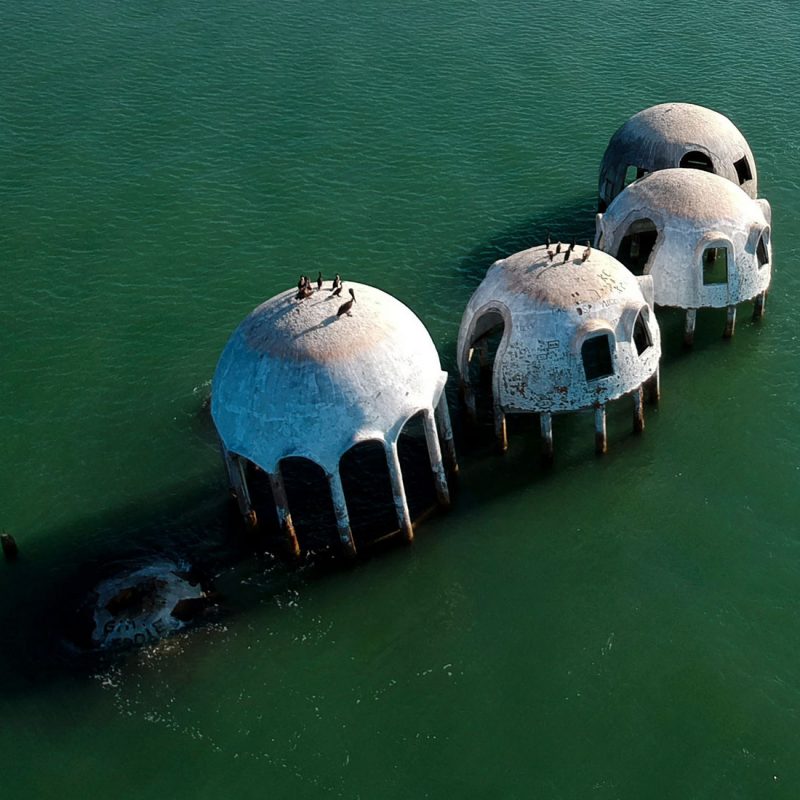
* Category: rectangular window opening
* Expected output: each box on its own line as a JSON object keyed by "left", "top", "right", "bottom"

{"left": 757, "top": 235, "right": 769, "bottom": 267}
{"left": 734, "top": 156, "right": 752, "bottom": 185}
{"left": 633, "top": 314, "right": 652, "bottom": 355}
{"left": 702, "top": 246, "right": 729, "bottom": 285}
{"left": 582, "top": 335, "right": 614, "bottom": 381}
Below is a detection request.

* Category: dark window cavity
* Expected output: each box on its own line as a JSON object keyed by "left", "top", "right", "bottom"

{"left": 617, "top": 218, "right": 658, "bottom": 276}
{"left": 756, "top": 232, "right": 769, "bottom": 267}
{"left": 582, "top": 335, "right": 614, "bottom": 381}
{"left": 633, "top": 311, "right": 652, "bottom": 355}
{"left": 680, "top": 151, "right": 714, "bottom": 172}
{"left": 734, "top": 156, "right": 752, "bottom": 185}
{"left": 702, "top": 246, "right": 728, "bottom": 285}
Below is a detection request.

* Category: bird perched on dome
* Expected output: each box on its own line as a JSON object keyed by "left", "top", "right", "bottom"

{"left": 582, "top": 242, "right": 592, "bottom": 262}
{"left": 337, "top": 288, "right": 356, "bottom": 317}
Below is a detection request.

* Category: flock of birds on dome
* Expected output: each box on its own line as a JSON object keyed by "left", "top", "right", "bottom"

{"left": 545, "top": 236, "right": 592, "bottom": 263}
{"left": 295, "top": 271, "right": 356, "bottom": 316}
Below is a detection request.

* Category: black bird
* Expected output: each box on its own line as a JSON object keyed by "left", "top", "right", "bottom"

{"left": 563, "top": 250, "right": 569, "bottom": 263}
{"left": 329, "top": 273, "right": 342, "bottom": 292}
{"left": 582, "top": 241, "right": 592, "bottom": 262}
{"left": 567, "top": 239, "right": 575, "bottom": 258}
{"left": 337, "top": 288, "right": 356, "bottom": 317}
{"left": 297, "top": 275, "right": 305, "bottom": 292}
{"left": 547, "top": 249, "right": 554, "bottom": 261}
{"left": 555, "top": 242, "right": 561, "bottom": 254}
{"left": 545, "top": 231, "right": 551, "bottom": 247}
{"left": 317, "top": 271, "right": 323, "bottom": 291}
{"left": 331, "top": 283, "right": 343, "bottom": 298}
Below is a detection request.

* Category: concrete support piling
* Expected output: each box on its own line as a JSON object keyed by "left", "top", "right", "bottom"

{"left": 753, "top": 291, "right": 767, "bottom": 321}
{"left": 328, "top": 470, "right": 357, "bottom": 558}
{"left": 724, "top": 304, "right": 737, "bottom": 338}
{"left": 494, "top": 399, "right": 508, "bottom": 453}
{"left": 539, "top": 412, "right": 554, "bottom": 464}
{"left": 224, "top": 449, "right": 257, "bottom": 528}
{"left": 423, "top": 408, "right": 451, "bottom": 508}
{"left": 385, "top": 442, "right": 414, "bottom": 543}
{"left": 594, "top": 405, "right": 607, "bottom": 455}
{"left": 435, "top": 392, "right": 459, "bottom": 476}
{"left": 633, "top": 385, "right": 645, "bottom": 434}
{"left": 268, "top": 470, "right": 300, "bottom": 558}
{"left": 683, "top": 308, "right": 697, "bottom": 347}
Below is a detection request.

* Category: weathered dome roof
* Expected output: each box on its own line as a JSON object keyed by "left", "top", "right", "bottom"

{"left": 601, "top": 168, "right": 769, "bottom": 230}
{"left": 212, "top": 282, "right": 446, "bottom": 474}
{"left": 457, "top": 245, "right": 660, "bottom": 413}
{"left": 599, "top": 103, "right": 757, "bottom": 203}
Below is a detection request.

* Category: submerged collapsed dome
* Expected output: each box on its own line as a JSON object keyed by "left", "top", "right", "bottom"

{"left": 598, "top": 102, "right": 758, "bottom": 211}
{"left": 211, "top": 281, "right": 457, "bottom": 558}
{"left": 457, "top": 243, "right": 661, "bottom": 459}
{"left": 596, "top": 168, "right": 772, "bottom": 343}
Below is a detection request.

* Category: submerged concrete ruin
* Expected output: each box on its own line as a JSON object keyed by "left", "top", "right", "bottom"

{"left": 211, "top": 281, "right": 457, "bottom": 557}
{"left": 596, "top": 168, "right": 772, "bottom": 342}
{"left": 457, "top": 244, "right": 661, "bottom": 458}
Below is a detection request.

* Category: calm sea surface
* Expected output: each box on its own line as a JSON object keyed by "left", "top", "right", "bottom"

{"left": 2, "top": 1, "right": 800, "bottom": 797}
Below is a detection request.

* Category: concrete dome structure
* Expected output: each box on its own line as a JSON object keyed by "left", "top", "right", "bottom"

{"left": 598, "top": 103, "right": 758, "bottom": 210}
{"left": 457, "top": 244, "right": 662, "bottom": 459}
{"left": 596, "top": 168, "right": 772, "bottom": 342}
{"left": 212, "top": 281, "right": 457, "bottom": 557}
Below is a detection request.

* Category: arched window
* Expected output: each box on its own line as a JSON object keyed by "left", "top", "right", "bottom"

{"left": 617, "top": 218, "right": 658, "bottom": 275}
{"left": 582, "top": 334, "right": 614, "bottom": 381}
{"left": 702, "top": 245, "right": 729, "bottom": 285}
{"left": 680, "top": 151, "right": 714, "bottom": 172}
{"left": 465, "top": 309, "right": 506, "bottom": 422}
{"left": 633, "top": 310, "right": 652, "bottom": 355}
{"left": 340, "top": 442, "right": 397, "bottom": 544}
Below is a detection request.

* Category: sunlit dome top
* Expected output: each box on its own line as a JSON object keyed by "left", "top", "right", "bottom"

{"left": 212, "top": 282, "right": 446, "bottom": 475}
{"left": 598, "top": 102, "right": 758, "bottom": 205}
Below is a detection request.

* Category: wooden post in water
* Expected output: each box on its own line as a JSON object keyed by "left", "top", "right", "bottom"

{"left": 493, "top": 398, "right": 508, "bottom": 453}
{"left": 385, "top": 441, "right": 414, "bottom": 543}
{"left": 328, "top": 470, "right": 357, "bottom": 558}
{"left": 594, "top": 405, "right": 607, "bottom": 455}
{"left": 268, "top": 469, "right": 300, "bottom": 558}
{"left": 724, "top": 304, "right": 737, "bottom": 338}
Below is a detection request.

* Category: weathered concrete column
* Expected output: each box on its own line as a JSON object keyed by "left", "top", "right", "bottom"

{"left": 683, "top": 309, "right": 697, "bottom": 347}
{"left": 423, "top": 408, "right": 451, "bottom": 508}
{"left": 435, "top": 391, "right": 459, "bottom": 476}
{"left": 594, "top": 405, "right": 607, "bottom": 455}
{"left": 494, "top": 398, "right": 508, "bottom": 453}
{"left": 223, "top": 449, "right": 257, "bottom": 527}
{"left": 327, "top": 470, "right": 357, "bottom": 558}
{"left": 385, "top": 441, "right": 414, "bottom": 543}
{"left": 268, "top": 470, "right": 300, "bottom": 558}
{"left": 724, "top": 304, "right": 737, "bottom": 338}
{"left": 540, "top": 412, "right": 554, "bottom": 464}
{"left": 753, "top": 291, "right": 767, "bottom": 321}
{"left": 462, "top": 379, "right": 477, "bottom": 422}
{"left": 633, "top": 386, "right": 645, "bottom": 434}
{"left": 646, "top": 367, "right": 661, "bottom": 406}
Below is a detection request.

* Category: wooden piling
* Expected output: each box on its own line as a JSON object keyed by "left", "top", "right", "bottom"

{"left": 435, "top": 392, "right": 459, "bottom": 476}
{"left": 633, "top": 386, "right": 645, "bottom": 434}
{"left": 753, "top": 291, "right": 767, "bottom": 321}
{"left": 328, "top": 470, "right": 357, "bottom": 558}
{"left": 268, "top": 470, "right": 301, "bottom": 558}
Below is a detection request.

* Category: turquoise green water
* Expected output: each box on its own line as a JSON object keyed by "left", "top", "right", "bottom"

{"left": 2, "top": 1, "right": 800, "bottom": 797}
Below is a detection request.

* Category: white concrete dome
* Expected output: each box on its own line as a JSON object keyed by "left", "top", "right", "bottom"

{"left": 457, "top": 244, "right": 661, "bottom": 456}
{"left": 598, "top": 103, "right": 758, "bottom": 209}
{"left": 212, "top": 281, "right": 456, "bottom": 557}
{"left": 213, "top": 282, "right": 446, "bottom": 474}
{"left": 596, "top": 169, "right": 772, "bottom": 311}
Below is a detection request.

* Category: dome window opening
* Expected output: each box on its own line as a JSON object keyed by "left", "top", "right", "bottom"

{"left": 734, "top": 156, "right": 753, "bottom": 185}
{"left": 582, "top": 334, "right": 615, "bottom": 381}
{"left": 680, "top": 150, "right": 714, "bottom": 172}
{"left": 616, "top": 218, "right": 658, "bottom": 276}
{"left": 757, "top": 231, "right": 770, "bottom": 268}
{"left": 633, "top": 311, "right": 653, "bottom": 356}
{"left": 702, "top": 246, "right": 729, "bottom": 285}
{"left": 464, "top": 310, "right": 506, "bottom": 424}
